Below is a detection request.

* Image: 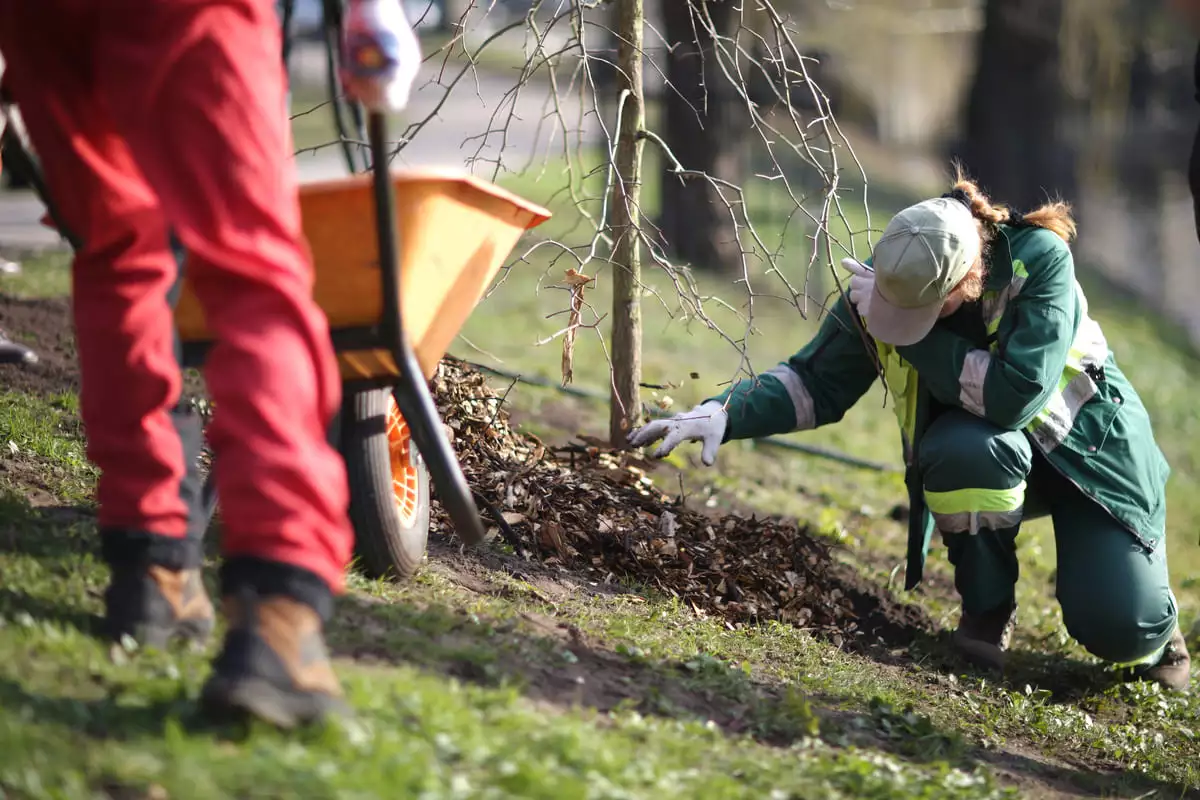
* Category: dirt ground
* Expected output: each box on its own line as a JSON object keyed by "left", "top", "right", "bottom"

{"left": 0, "top": 295, "right": 78, "bottom": 397}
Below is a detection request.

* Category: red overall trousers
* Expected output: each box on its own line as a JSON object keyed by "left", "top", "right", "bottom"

{"left": 0, "top": 0, "right": 354, "bottom": 592}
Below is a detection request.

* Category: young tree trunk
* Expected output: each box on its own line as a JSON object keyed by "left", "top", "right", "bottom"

{"left": 953, "top": 0, "right": 1076, "bottom": 209}
{"left": 658, "top": 0, "right": 744, "bottom": 274}
{"left": 609, "top": 0, "right": 646, "bottom": 446}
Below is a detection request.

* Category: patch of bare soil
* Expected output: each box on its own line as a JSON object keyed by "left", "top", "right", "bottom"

{"left": 0, "top": 295, "right": 78, "bottom": 397}
{"left": 430, "top": 356, "right": 937, "bottom": 654}
{"left": 0, "top": 294, "right": 209, "bottom": 401}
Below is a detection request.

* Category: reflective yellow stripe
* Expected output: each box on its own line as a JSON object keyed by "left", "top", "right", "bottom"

{"left": 1111, "top": 642, "right": 1167, "bottom": 670}
{"left": 876, "top": 341, "right": 918, "bottom": 447}
{"left": 981, "top": 259, "right": 1028, "bottom": 339}
{"left": 924, "top": 482, "right": 1027, "bottom": 515}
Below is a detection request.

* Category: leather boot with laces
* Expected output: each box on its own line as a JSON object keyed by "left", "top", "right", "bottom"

{"left": 952, "top": 600, "right": 1017, "bottom": 671}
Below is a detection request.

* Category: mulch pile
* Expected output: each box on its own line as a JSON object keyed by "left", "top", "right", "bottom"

{"left": 0, "top": 289, "right": 933, "bottom": 651}
{"left": 431, "top": 357, "right": 935, "bottom": 650}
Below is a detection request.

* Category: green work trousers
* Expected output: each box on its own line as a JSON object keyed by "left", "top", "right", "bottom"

{"left": 918, "top": 409, "right": 1177, "bottom": 665}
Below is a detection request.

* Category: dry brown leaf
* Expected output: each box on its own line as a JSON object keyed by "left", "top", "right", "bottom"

{"left": 560, "top": 268, "right": 595, "bottom": 387}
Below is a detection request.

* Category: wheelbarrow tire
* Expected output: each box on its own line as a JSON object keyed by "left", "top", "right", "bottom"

{"left": 342, "top": 387, "right": 430, "bottom": 581}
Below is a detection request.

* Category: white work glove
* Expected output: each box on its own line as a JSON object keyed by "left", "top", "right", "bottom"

{"left": 627, "top": 401, "right": 728, "bottom": 467}
{"left": 841, "top": 257, "right": 874, "bottom": 318}
{"left": 340, "top": 0, "right": 423, "bottom": 113}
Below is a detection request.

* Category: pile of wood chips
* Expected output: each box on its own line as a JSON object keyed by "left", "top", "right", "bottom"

{"left": 430, "top": 357, "right": 930, "bottom": 649}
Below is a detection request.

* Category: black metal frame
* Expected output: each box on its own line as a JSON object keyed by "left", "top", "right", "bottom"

{"left": 3, "top": 0, "right": 487, "bottom": 548}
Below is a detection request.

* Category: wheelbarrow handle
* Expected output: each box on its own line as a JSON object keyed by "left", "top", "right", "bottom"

{"left": 366, "top": 111, "right": 487, "bottom": 547}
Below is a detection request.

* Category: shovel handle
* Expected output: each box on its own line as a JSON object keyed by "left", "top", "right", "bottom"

{"left": 366, "top": 111, "right": 486, "bottom": 547}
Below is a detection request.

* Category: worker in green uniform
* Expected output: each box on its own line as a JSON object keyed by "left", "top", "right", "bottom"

{"left": 629, "top": 171, "right": 1191, "bottom": 690}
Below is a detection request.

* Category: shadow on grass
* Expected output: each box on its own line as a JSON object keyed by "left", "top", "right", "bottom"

{"left": 0, "top": 586, "right": 99, "bottom": 636}
{"left": 0, "top": 494, "right": 97, "bottom": 560}
{"left": 0, "top": 674, "right": 345, "bottom": 748}
{"left": 330, "top": 582, "right": 1200, "bottom": 799}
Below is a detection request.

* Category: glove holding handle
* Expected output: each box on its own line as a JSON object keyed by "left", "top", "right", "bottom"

{"left": 340, "top": 0, "right": 423, "bottom": 113}
{"left": 627, "top": 401, "right": 728, "bottom": 467}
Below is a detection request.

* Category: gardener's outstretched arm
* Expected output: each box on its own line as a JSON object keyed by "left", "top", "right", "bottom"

{"left": 628, "top": 296, "right": 879, "bottom": 465}
{"left": 893, "top": 231, "right": 1078, "bottom": 431}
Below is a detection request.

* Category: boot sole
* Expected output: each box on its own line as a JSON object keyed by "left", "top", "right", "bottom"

{"left": 200, "top": 674, "right": 350, "bottom": 730}
{"left": 105, "top": 616, "right": 215, "bottom": 651}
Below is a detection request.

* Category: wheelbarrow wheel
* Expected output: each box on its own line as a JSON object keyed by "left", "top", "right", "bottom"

{"left": 342, "top": 387, "right": 430, "bottom": 580}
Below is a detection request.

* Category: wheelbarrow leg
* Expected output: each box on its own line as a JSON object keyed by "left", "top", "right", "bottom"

{"left": 366, "top": 112, "right": 486, "bottom": 547}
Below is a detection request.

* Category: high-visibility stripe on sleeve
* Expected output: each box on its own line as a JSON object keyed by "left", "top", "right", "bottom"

{"left": 1026, "top": 307, "right": 1109, "bottom": 453}
{"left": 765, "top": 364, "right": 816, "bottom": 431}
{"left": 958, "top": 349, "right": 991, "bottom": 417}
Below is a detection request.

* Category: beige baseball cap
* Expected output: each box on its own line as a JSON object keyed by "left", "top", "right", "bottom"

{"left": 865, "top": 197, "right": 981, "bottom": 346}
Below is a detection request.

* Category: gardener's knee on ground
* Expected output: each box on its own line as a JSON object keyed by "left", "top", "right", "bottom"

{"left": 918, "top": 410, "right": 1032, "bottom": 533}
{"left": 1058, "top": 562, "right": 1177, "bottom": 664}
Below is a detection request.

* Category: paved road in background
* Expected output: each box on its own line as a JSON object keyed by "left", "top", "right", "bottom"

{"left": 1, "top": 39, "right": 592, "bottom": 253}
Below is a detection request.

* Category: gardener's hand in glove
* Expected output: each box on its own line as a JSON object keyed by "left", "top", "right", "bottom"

{"left": 841, "top": 257, "right": 874, "bottom": 318}
{"left": 627, "top": 401, "right": 728, "bottom": 467}
{"left": 340, "top": 0, "right": 422, "bottom": 113}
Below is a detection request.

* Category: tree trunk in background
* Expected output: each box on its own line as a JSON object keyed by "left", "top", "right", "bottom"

{"left": 953, "top": 0, "right": 1076, "bottom": 209}
{"left": 659, "top": 0, "right": 745, "bottom": 274}
{"left": 1119, "top": 13, "right": 1166, "bottom": 304}
{"left": 609, "top": 0, "right": 646, "bottom": 446}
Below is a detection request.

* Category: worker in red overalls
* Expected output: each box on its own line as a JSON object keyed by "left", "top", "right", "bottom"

{"left": 0, "top": 0, "right": 421, "bottom": 727}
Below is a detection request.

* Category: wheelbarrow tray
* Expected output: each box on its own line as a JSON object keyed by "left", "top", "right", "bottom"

{"left": 173, "top": 168, "right": 551, "bottom": 379}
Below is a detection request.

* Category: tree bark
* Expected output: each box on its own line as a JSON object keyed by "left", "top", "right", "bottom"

{"left": 953, "top": 0, "right": 1076, "bottom": 209}
{"left": 609, "top": 0, "right": 646, "bottom": 445}
{"left": 658, "top": 0, "right": 744, "bottom": 274}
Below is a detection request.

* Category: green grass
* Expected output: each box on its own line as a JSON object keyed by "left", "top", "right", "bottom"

{"left": 0, "top": 128, "right": 1198, "bottom": 796}
{"left": 0, "top": 250, "right": 71, "bottom": 299}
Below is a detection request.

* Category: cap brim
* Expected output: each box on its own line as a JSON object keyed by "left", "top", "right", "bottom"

{"left": 865, "top": 284, "right": 941, "bottom": 347}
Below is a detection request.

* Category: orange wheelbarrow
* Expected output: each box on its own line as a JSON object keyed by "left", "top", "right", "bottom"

{"left": 175, "top": 116, "right": 550, "bottom": 578}
{"left": 0, "top": 18, "right": 552, "bottom": 579}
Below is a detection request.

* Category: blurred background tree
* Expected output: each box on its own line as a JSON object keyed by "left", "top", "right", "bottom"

{"left": 638, "top": 0, "right": 1200, "bottom": 338}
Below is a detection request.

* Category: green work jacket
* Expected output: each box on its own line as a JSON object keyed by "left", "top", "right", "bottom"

{"left": 708, "top": 224, "right": 1170, "bottom": 589}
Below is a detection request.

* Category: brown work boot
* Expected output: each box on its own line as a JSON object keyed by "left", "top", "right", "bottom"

{"left": 1133, "top": 625, "right": 1191, "bottom": 693}
{"left": 952, "top": 601, "right": 1017, "bottom": 671}
{"left": 200, "top": 587, "right": 348, "bottom": 729}
{"left": 104, "top": 564, "right": 215, "bottom": 649}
